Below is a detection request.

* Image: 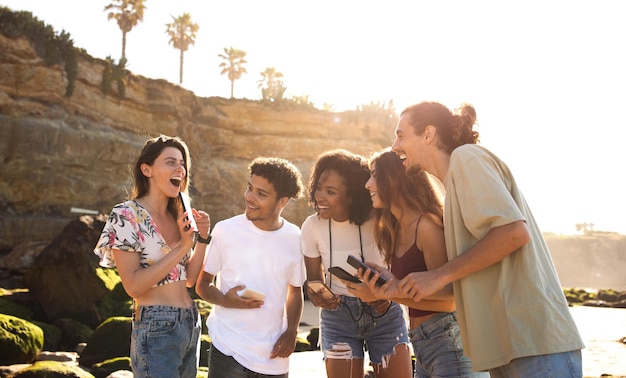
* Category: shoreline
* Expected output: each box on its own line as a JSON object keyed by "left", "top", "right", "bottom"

{"left": 293, "top": 302, "right": 626, "bottom": 378}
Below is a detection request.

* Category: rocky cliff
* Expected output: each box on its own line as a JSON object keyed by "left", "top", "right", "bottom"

{"left": 0, "top": 33, "right": 393, "bottom": 252}
{"left": 545, "top": 233, "right": 626, "bottom": 291}
{"left": 2, "top": 32, "right": 624, "bottom": 294}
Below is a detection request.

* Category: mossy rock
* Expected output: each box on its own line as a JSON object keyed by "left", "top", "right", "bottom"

{"left": 188, "top": 286, "right": 202, "bottom": 300}
{"left": 96, "top": 294, "right": 132, "bottom": 320}
{"left": 582, "top": 299, "right": 613, "bottom": 307}
{"left": 562, "top": 288, "right": 596, "bottom": 305}
{"left": 0, "top": 314, "right": 44, "bottom": 365}
{"left": 197, "top": 366, "right": 208, "bottom": 378}
{"left": 96, "top": 280, "right": 132, "bottom": 319}
{"left": 10, "top": 360, "right": 94, "bottom": 377}
{"left": 0, "top": 297, "right": 34, "bottom": 320}
{"left": 597, "top": 289, "right": 619, "bottom": 302}
{"left": 611, "top": 299, "right": 626, "bottom": 308}
{"left": 194, "top": 298, "right": 213, "bottom": 312}
{"left": 32, "top": 321, "right": 62, "bottom": 351}
{"left": 79, "top": 316, "right": 131, "bottom": 367}
{"left": 54, "top": 318, "right": 94, "bottom": 352}
{"left": 195, "top": 299, "right": 212, "bottom": 334}
{"left": 295, "top": 334, "right": 312, "bottom": 352}
{"left": 90, "top": 356, "right": 131, "bottom": 378}
{"left": 94, "top": 268, "right": 122, "bottom": 292}
{"left": 306, "top": 327, "right": 319, "bottom": 350}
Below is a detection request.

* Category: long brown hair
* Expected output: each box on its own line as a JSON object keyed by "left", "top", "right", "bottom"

{"left": 401, "top": 102, "right": 479, "bottom": 153}
{"left": 131, "top": 135, "right": 191, "bottom": 218}
{"left": 369, "top": 149, "right": 443, "bottom": 264}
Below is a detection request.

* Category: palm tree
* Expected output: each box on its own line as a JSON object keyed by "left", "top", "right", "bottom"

{"left": 165, "top": 13, "right": 199, "bottom": 84}
{"left": 104, "top": 0, "right": 146, "bottom": 60}
{"left": 257, "top": 67, "right": 285, "bottom": 102}
{"left": 218, "top": 46, "right": 248, "bottom": 98}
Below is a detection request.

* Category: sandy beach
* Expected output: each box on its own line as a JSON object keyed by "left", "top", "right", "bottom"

{"left": 292, "top": 301, "right": 626, "bottom": 378}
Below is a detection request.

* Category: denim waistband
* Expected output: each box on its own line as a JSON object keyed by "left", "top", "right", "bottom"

{"left": 409, "top": 311, "right": 456, "bottom": 337}
{"left": 133, "top": 303, "right": 198, "bottom": 322}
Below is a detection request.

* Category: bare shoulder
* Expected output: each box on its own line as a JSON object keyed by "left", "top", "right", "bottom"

{"left": 417, "top": 214, "right": 443, "bottom": 235}
{"left": 416, "top": 214, "right": 445, "bottom": 253}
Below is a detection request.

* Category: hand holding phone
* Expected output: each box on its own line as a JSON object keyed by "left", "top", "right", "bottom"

{"left": 239, "top": 288, "right": 266, "bottom": 301}
{"left": 307, "top": 280, "right": 334, "bottom": 300}
{"left": 328, "top": 266, "right": 361, "bottom": 283}
{"left": 179, "top": 192, "right": 198, "bottom": 233}
{"left": 347, "top": 255, "right": 387, "bottom": 286}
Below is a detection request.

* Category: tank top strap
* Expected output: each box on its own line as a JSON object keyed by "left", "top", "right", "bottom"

{"left": 413, "top": 214, "right": 424, "bottom": 245}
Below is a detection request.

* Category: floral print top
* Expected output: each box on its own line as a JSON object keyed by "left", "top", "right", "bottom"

{"left": 94, "top": 200, "right": 191, "bottom": 286}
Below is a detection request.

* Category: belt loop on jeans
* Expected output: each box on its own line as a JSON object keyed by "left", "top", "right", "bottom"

{"left": 132, "top": 300, "right": 138, "bottom": 321}
{"left": 133, "top": 304, "right": 143, "bottom": 321}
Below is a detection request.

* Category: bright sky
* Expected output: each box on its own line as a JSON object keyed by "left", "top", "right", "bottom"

{"left": 3, "top": 0, "right": 626, "bottom": 235}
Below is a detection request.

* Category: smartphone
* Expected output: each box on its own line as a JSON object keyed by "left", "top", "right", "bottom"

{"left": 328, "top": 266, "right": 361, "bottom": 283}
{"left": 347, "top": 255, "right": 387, "bottom": 286}
{"left": 239, "top": 288, "right": 266, "bottom": 301}
{"left": 179, "top": 191, "right": 198, "bottom": 233}
{"left": 307, "top": 280, "right": 334, "bottom": 299}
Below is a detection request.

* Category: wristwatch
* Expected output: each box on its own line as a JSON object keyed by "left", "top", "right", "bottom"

{"left": 197, "top": 234, "right": 212, "bottom": 244}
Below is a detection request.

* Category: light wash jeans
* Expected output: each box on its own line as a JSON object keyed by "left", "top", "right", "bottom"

{"left": 488, "top": 349, "right": 582, "bottom": 378}
{"left": 410, "top": 311, "right": 487, "bottom": 378}
{"left": 131, "top": 304, "right": 201, "bottom": 378}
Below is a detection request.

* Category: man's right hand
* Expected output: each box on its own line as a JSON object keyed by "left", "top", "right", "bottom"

{"left": 223, "top": 285, "right": 264, "bottom": 309}
{"left": 398, "top": 271, "right": 442, "bottom": 302}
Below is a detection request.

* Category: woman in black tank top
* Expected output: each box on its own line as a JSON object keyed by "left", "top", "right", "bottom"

{"left": 352, "top": 150, "right": 485, "bottom": 377}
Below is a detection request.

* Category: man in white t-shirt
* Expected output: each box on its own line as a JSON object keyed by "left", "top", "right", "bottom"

{"left": 196, "top": 157, "right": 306, "bottom": 377}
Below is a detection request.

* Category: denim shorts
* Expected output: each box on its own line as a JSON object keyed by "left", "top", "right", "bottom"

{"left": 410, "top": 311, "right": 487, "bottom": 377}
{"left": 320, "top": 295, "right": 409, "bottom": 365}
{"left": 488, "top": 349, "right": 582, "bottom": 378}
{"left": 207, "top": 344, "right": 288, "bottom": 378}
{"left": 131, "top": 304, "right": 201, "bottom": 378}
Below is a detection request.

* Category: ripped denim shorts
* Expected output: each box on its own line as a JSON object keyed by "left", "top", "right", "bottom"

{"left": 320, "top": 295, "right": 408, "bottom": 365}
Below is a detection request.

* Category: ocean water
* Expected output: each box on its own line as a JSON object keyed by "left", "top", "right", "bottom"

{"left": 571, "top": 306, "right": 626, "bottom": 377}
{"left": 292, "top": 303, "right": 626, "bottom": 378}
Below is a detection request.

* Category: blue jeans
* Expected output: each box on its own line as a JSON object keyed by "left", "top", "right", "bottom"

{"left": 488, "top": 349, "right": 582, "bottom": 378}
{"left": 131, "top": 304, "right": 201, "bottom": 378}
{"left": 320, "top": 295, "right": 409, "bottom": 364}
{"left": 410, "top": 312, "right": 486, "bottom": 378}
{"left": 207, "top": 344, "right": 288, "bottom": 378}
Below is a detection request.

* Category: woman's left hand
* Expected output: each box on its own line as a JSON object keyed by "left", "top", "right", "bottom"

{"left": 193, "top": 209, "right": 211, "bottom": 240}
{"left": 359, "top": 264, "right": 404, "bottom": 300}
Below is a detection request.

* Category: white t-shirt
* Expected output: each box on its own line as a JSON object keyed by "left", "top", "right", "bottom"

{"left": 301, "top": 215, "right": 384, "bottom": 296}
{"left": 444, "top": 144, "right": 584, "bottom": 371}
{"left": 203, "top": 214, "right": 305, "bottom": 375}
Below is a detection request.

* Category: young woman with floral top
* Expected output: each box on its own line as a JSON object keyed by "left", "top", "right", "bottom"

{"left": 94, "top": 135, "right": 210, "bottom": 378}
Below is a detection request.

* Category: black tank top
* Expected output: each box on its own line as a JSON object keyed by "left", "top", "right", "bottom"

{"left": 391, "top": 217, "right": 439, "bottom": 318}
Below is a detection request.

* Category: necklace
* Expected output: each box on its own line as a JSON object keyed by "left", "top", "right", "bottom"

{"left": 328, "top": 219, "right": 363, "bottom": 289}
{"left": 328, "top": 218, "right": 390, "bottom": 322}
